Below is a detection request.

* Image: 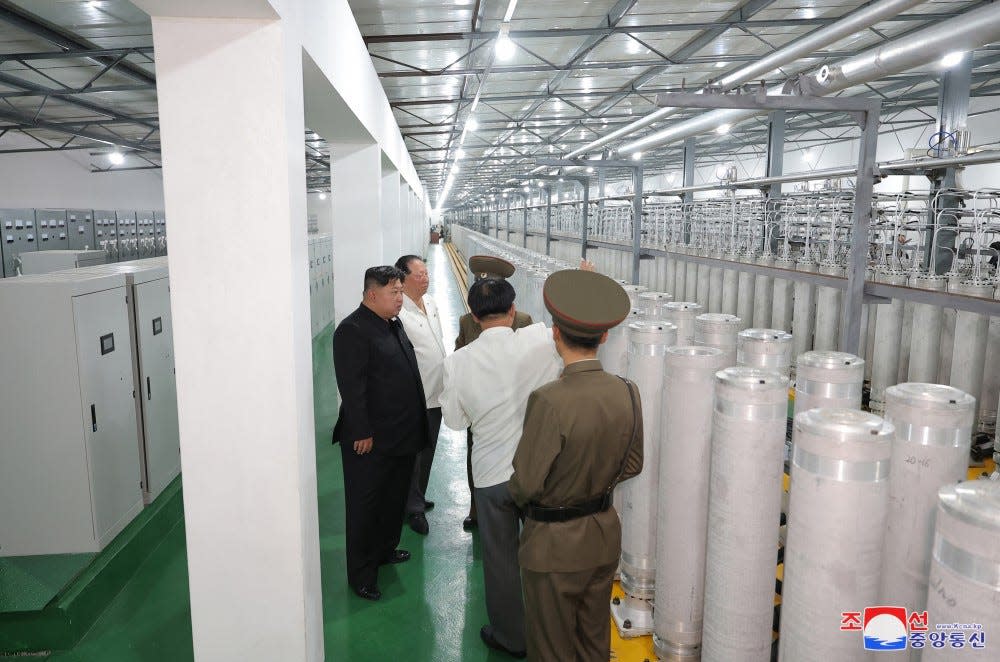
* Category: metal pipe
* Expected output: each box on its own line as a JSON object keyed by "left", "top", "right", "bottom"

{"left": 618, "top": 3, "right": 1000, "bottom": 155}
{"left": 565, "top": 0, "right": 925, "bottom": 159}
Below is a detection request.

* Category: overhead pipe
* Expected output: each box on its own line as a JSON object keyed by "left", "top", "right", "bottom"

{"left": 617, "top": 2, "right": 1000, "bottom": 156}
{"left": 564, "top": 0, "right": 927, "bottom": 160}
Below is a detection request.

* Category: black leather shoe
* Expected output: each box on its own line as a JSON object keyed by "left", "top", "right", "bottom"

{"left": 381, "top": 549, "right": 411, "bottom": 565}
{"left": 352, "top": 584, "right": 381, "bottom": 601}
{"left": 462, "top": 515, "right": 477, "bottom": 531}
{"left": 423, "top": 500, "right": 435, "bottom": 511}
{"left": 408, "top": 512, "right": 429, "bottom": 535}
{"left": 480, "top": 626, "right": 526, "bottom": 659}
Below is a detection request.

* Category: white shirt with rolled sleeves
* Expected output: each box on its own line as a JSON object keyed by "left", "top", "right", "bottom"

{"left": 441, "top": 322, "right": 562, "bottom": 489}
{"left": 398, "top": 293, "right": 447, "bottom": 408}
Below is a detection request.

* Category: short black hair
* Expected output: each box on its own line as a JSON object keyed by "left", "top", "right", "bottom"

{"left": 364, "top": 265, "right": 405, "bottom": 292}
{"left": 394, "top": 255, "right": 423, "bottom": 275}
{"left": 468, "top": 278, "right": 515, "bottom": 320}
{"left": 558, "top": 327, "right": 602, "bottom": 350}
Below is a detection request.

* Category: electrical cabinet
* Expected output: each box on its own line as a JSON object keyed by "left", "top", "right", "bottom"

{"left": 35, "top": 209, "right": 69, "bottom": 251}
{"left": 76, "top": 259, "right": 179, "bottom": 504}
{"left": 153, "top": 210, "right": 167, "bottom": 256}
{"left": 1, "top": 209, "right": 38, "bottom": 277}
{"left": 116, "top": 211, "right": 138, "bottom": 262}
{"left": 67, "top": 209, "right": 96, "bottom": 250}
{"left": 94, "top": 210, "right": 118, "bottom": 262}
{"left": 0, "top": 271, "right": 143, "bottom": 556}
{"left": 135, "top": 210, "right": 156, "bottom": 259}
{"left": 308, "top": 233, "right": 334, "bottom": 336}
{"left": 19, "top": 249, "right": 106, "bottom": 274}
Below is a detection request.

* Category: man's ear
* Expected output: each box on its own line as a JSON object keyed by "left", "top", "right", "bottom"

{"left": 597, "top": 330, "right": 609, "bottom": 345}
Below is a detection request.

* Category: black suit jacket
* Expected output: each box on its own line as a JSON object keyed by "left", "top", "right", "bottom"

{"left": 332, "top": 304, "right": 429, "bottom": 456}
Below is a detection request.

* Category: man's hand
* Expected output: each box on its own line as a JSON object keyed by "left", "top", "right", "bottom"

{"left": 579, "top": 259, "right": 596, "bottom": 272}
{"left": 353, "top": 437, "right": 374, "bottom": 455}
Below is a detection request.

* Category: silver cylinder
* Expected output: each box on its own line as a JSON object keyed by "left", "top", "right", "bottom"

{"left": 779, "top": 409, "right": 894, "bottom": 661}
{"left": 697, "top": 262, "right": 712, "bottom": 310}
{"left": 791, "top": 259, "right": 817, "bottom": 362}
{"left": 721, "top": 253, "right": 739, "bottom": 316}
{"left": 793, "top": 350, "right": 864, "bottom": 417}
{"left": 907, "top": 274, "right": 948, "bottom": 383}
{"left": 980, "top": 288, "right": 1000, "bottom": 435}
{"left": 771, "top": 257, "right": 795, "bottom": 333}
{"left": 738, "top": 328, "right": 794, "bottom": 378}
{"left": 897, "top": 299, "right": 914, "bottom": 384}
{"left": 813, "top": 261, "right": 844, "bottom": 351}
{"left": 869, "top": 269, "right": 908, "bottom": 415}
{"left": 674, "top": 256, "right": 688, "bottom": 304}
{"left": 621, "top": 283, "right": 649, "bottom": 308}
{"left": 709, "top": 263, "right": 724, "bottom": 314}
{"left": 639, "top": 291, "right": 673, "bottom": 319}
{"left": 702, "top": 367, "right": 789, "bottom": 662}
{"left": 752, "top": 256, "right": 774, "bottom": 329}
{"left": 694, "top": 313, "right": 741, "bottom": 365}
{"left": 620, "top": 320, "right": 678, "bottom": 599}
{"left": 948, "top": 279, "right": 993, "bottom": 429}
{"left": 654, "top": 346, "right": 729, "bottom": 661}
{"left": 880, "top": 383, "right": 975, "bottom": 617}
{"left": 936, "top": 272, "right": 963, "bottom": 382}
{"left": 665, "top": 253, "right": 677, "bottom": 296}
{"left": 736, "top": 266, "right": 756, "bottom": 330}
{"left": 664, "top": 301, "right": 704, "bottom": 345}
{"left": 922, "top": 481, "right": 1000, "bottom": 661}
{"left": 597, "top": 308, "right": 646, "bottom": 378}
{"left": 685, "top": 261, "right": 699, "bottom": 302}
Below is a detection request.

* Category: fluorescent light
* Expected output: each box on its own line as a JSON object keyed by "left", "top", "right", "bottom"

{"left": 631, "top": 152, "right": 642, "bottom": 161}
{"left": 108, "top": 151, "right": 125, "bottom": 165}
{"left": 318, "top": 192, "right": 327, "bottom": 200}
{"left": 87, "top": 0, "right": 100, "bottom": 7}
{"left": 456, "top": 149, "right": 466, "bottom": 159}
{"left": 558, "top": 177, "right": 564, "bottom": 182}
{"left": 502, "top": 0, "right": 519, "bottom": 23}
{"left": 466, "top": 118, "right": 479, "bottom": 131}
{"left": 495, "top": 24, "right": 516, "bottom": 60}
{"left": 940, "top": 52, "right": 964, "bottom": 68}
{"left": 716, "top": 123, "right": 731, "bottom": 135}
{"left": 715, "top": 61, "right": 727, "bottom": 68}
{"left": 586, "top": 166, "right": 594, "bottom": 173}
{"left": 453, "top": 164, "right": 460, "bottom": 174}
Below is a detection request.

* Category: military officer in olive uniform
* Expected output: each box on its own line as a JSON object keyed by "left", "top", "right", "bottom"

{"left": 455, "top": 255, "right": 533, "bottom": 530}
{"left": 508, "top": 269, "right": 643, "bottom": 662}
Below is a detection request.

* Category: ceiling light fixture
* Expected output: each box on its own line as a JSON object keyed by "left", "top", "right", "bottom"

{"left": 716, "top": 123, "right": 731, "bottom": 135}
{"left": 715, "top": 61, "right": 727, "bottom": 68}
{"left": 495, "top": 24, "right": 516, "bottom": 61}
{"left": 586, "top": 166, "right": 594, "bottom": 173}
{"left": 108, "top": 151, "right": 125, "bottom": 165}
{"left": 318, "top": 192, "right": 327, "bottom": 200}
{"left": 467, "top": 118, "right": 478, "bottom": 131}
{"left": 632, "top": 152, "right": 642, "bottom": 161}
{"left": 940, "top": 51, "right": 965, "bottom": 68}
{"left": 502, "top": 0, "right": 519, "bottom": 22}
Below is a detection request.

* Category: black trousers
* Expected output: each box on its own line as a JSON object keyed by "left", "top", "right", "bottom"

{"left": 406, "top": 407, "right": 442, "bottom": 514}
{"left": 466, "top": 429, "right": 477, "bottom": 518}
{"left": 340, "top": 444, "right": 416, "bottom": 589}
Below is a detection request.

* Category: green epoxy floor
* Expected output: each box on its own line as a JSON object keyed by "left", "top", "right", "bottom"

{"left": 0, "top": 554, "right": 94, "bottom": 613}
{"left": 21, "top": 244, "right": 498, "bottom": 661}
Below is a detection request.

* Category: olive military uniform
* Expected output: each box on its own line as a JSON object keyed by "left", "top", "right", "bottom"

{"left": 508, "top": 269, "right": 642, "bottom": 662}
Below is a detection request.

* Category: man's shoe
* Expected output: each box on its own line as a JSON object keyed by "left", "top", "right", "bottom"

{"left": 381, "top": 549, "right": 411, "bottom": 565}
{"left": 462, "top": 515, "right": 477, "bottom": 531}
{"left": 352, "top": 584, "right": 381, "bottom": 601}
{"left": 480, "top": 626, "right": 526, "bottom": 659}
{"left": 408, "top": 512, "right": 429, "bottom": 535}
{"left": 423, "top": 500, "right": 435, "bottom": 511}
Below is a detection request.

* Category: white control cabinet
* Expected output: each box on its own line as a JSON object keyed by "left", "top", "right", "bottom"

{"left": 0, "top": 272, "right": 143, "bottom": 556}
{"left": 77, "top": 259, "right": 179, "bottom": 504}
{"left": 18, "top": 249, "right": 106, "bottom": 274}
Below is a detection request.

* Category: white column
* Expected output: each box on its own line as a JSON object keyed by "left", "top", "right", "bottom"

{"left": 331, "top": 142, "right": 382, "bottom": 324}
{"left": 398, "top": 183, "right": 410, "bottom": 257}
{"left": 146, "top": 13, "right": 323, "bottom": 662}
{"left": 380, "top": 167, "right": 401, "bottom": 263}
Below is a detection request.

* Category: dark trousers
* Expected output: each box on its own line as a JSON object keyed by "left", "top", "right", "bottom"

{"left": 340, "top": 444, "right": 416, "bottom": 589}
{"left": 406, "top": 407, "right": 442, "bottom": 514}
{"left": 466, "top": 429, "right": 476, "bottom": 518}
{"left": 521, "top": 560, "right": 618, "bottom": 662}
{"left": 474, "top": 482, "right": 525, "bottom": 652}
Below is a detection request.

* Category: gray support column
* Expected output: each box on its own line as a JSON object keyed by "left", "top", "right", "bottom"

{"left": 581, "top": 180, "right": 590, "bottom": 260}
{"left": 930, "top": 53, "right": 973, "bottom": 274}
{"left": 505, "top": 203, "right": 511, "bottom": 242}
{"left": 522, "top": 195, "right": 528, "bottom": 248}
{"left": 632, "top": 165, "right": 643, "bottom": 284}
{"left": 545, "top": 188, "right": 553, "bottom": 255}
{"left": 839, "top": 107, "right": 879, "bottom": 355}
{"left": 682, "top": 137, "right": 696, "bottom": 244}
{"left": 766, "top": 110, "right": 785, "bottom": 200}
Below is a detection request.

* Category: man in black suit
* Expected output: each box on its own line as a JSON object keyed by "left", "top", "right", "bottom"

{"left": 332, "top": 265, "right": 429, "bottom": 601}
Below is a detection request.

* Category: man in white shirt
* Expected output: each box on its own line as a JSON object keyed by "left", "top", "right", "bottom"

{"left": 441, "top": 277, "right": 562, "bottom": 658}
{"left": 396, "top": 255, "right": 447, "bottom": 535}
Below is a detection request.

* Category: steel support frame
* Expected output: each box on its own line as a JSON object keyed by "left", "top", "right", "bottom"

{"left": 653, "top": 91, "right": 881, "bottom": 353}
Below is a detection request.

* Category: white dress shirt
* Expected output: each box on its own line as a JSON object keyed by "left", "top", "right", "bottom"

{"left": 441, "top": 322, "right": 562, "bottom": 488}
{"left": 398, "top": 293, "right": 447, "bottom": 408}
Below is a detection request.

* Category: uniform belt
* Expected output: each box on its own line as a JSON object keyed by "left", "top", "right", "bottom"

{"left": 524, "top": 493, "right": 612, "bottom": 523}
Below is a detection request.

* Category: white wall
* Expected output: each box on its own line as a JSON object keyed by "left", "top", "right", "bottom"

{"left": 306, "top": 192, "right": 332, "bottom": 234}
{"left": 0, "top": 147, "right": 164, "bottom": 210}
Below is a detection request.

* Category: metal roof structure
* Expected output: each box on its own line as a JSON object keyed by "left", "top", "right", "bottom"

{"left": 1, "top": 1, "right": 999, "bottom": 199}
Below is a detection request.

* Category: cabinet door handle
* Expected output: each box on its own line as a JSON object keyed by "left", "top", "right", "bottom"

{"left": 90, "top": 404, "right": 97, "bottom": 432}
{"left": 147, "top": 376, "right": 152, "bottom": 401}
